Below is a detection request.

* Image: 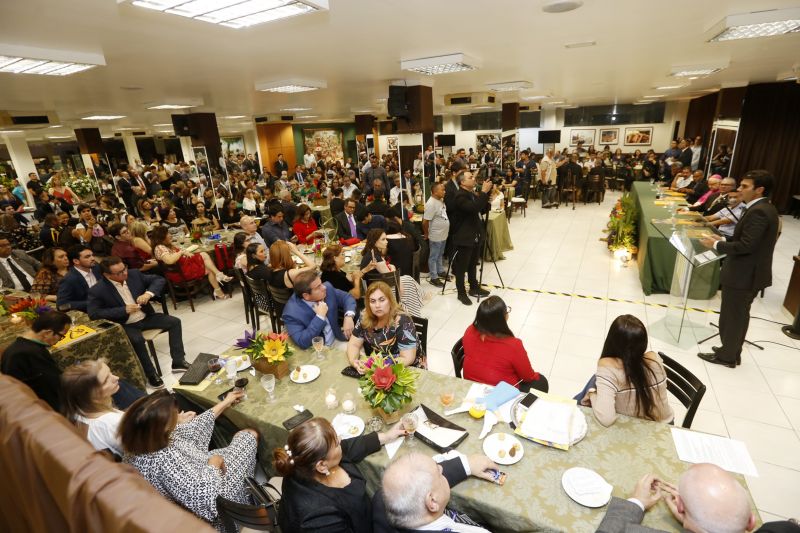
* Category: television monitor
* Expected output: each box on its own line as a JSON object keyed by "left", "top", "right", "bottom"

{"left": 436, "top": 134, "right": 455, "bottom": 147}
{"left": 538, "top": 130, "right": 561, "bottom": 144}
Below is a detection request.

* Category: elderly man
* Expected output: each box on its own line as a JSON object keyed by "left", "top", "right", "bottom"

{"left": 594, "top": 463, "right": 795, "bottom": 533}
{"left": 701, "top": 177, "right": 737, "bottom": 216}
{"left": 538, "top": 148, "right": 559, "bottom": 208}
{"left": 683, "top": 175, "right": 721, "bottom": 213}
{"left": 239, "top": 214, "right": 267, "bottom": 250}
{"left": 374, "top": 452, "right": 498, "bottom": 533}
{"left": 682, "top": 170, "right": 707, "bottom": 202}
{"left": 670, "top": 166, "right": 693, "bottom": 190}
{"left": 282, "top": 269, "right": 356, "bottom": 349}
{"left": 704, "top": 190, "right": 745, "bottom": 238}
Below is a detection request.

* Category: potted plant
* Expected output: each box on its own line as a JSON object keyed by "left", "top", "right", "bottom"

{"left": 234, "top": 330, "right": 294, "bottom": 378}
{"left": 358, "top": 353, "right": 418, "bottom": 423}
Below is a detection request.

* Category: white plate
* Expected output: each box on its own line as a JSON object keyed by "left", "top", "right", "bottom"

{"left": 331, "top": 414, "right": 364, "bottom": 440}
{"left": 289, "top": 365, "right": 320, "bottom": 384}
{"left": 561, "top": 467, "right": 613, "bottom": 508}
{"left": 184, "top": 244, "right": 199, "bottom": 253}
{"left": 482, "top": 433, "right": 524, "bottom": 465}
{"left": 226, "top": 355, "right": 251, "bottom": 372}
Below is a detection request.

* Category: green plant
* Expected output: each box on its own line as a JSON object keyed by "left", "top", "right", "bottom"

{"left": 64, "top": 173, "right": 99, "bottom": 198}
{"left": 358, "top": 354, "right": 418, "bottom": 414}
{"left": 607, "top": 193, "right": 638, "bottom": 254}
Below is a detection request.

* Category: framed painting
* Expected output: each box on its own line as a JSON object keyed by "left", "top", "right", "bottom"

{"left": 599, "top": 128, "right": 619, "bottom": 145}
{"left": 221, "top": 136, "right": 245, "bottom": 157}
{"left": 386, "top": 136, "right": 398, "bottom": 151}
{"left": 303, "top": 128, "right": 344, "bottom": 162}
{"left": 569, "top": 129, "right": 595, "bottom": 146}
{"left": 624, "top": 127, "right": 653, "bottom": 146}
{"left": 476, "top": 133, "right": 501, "bottom": 152}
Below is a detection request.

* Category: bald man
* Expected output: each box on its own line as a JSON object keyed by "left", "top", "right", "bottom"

{"left": 594, "top": 463, "right": 799, "bottom": 533}
{"left": 374, "top": 452, "right": 497, "bottom": 533}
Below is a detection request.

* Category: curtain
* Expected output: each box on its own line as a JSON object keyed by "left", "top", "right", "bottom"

{"left": 684, "top": 93, "right": 717, "bottom": 143}
{"left": 730, "top": 82, "right": 800, "bottom": 212}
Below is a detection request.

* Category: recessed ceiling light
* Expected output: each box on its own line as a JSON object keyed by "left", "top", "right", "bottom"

{"left": 0, "top": 56, "right": 97, "bottom": 76}
{"left": 542, "top": 0, "right": 583, "bottom": 13}
{"left": 295, "top": 115, "right": 318, "bottom": 119}
{"left": 547, "top": 101, "right": 565, "bottom": 105}
{"left": 222, "top": 115, "right": 247, "bottom": 119}
{"left": 654, "top": 84, "right": 687, "bottom": 90}
{"left": 707, "top": 8, "right": 800, "bottom": 41}
{"left": 0, "top": 44, "right": 104, "bottom": 75}
{"left": 401, "top": 53, "right": 480, "bottom": 75}
{"left": 633, "top": 101, "right": 653, "bottom": 105}
{"left": 82, "top": 115, "right": 126, "bottom": 120}
{"left": 486, "top": 81, "right": 532, "bottom": 92}
{"left": 281, "top": 107, "right": 311, "bottom": 112}
{"left": 0, "top": 130, "right": 24, "bottom": 134}
{"left": 47, "top": 135, "right": 73, "bottom": 139}
{"left": 152, "top": 123, "right": 172, "bottom": 126}
{"left": 670, "top": 63, "right": 727, "bottom": 78}
{"left": 564, "top": 40, "right": 596, "bottom": 48}
{"left": 147, "top": 104, "right": 196, "bottom": 110}
{"left": 521, "top": 95, "right": 550, "bottom": 101}
{"left": 474, "top": 105, "right": 494, "bottom": 110}
{"left": 256, "top": 78, "right": 326, "bottom": 93}
{"left": 116, "top": 127, "right": 139, "bottom": 131}
{"left": 128, "top": 0, "right": 328, "bottom": 29}
{"left": 48, "top": 125, "right": 63, "bottom": 128}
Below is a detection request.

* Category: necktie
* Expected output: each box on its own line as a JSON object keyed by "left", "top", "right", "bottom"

{"left": 6, "top": 258, "right": 32, "bottom": 292}
{"left": 50, "top": 228, "right": 58, "bottom": 245}
{"left": 348, "top": 215, "right": 357, "bottom": 238}
{"left": 314, "top": 303, "right": 335, "bottom": 345}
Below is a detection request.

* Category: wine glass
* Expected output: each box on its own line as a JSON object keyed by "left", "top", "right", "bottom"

{"left": 233, "top": 377, "right": 249, "bottom": 401}
{"left": 207, "top": 357, "right": 224, "bottom": 385}
{"left": 312, "top": 336, "right": 325, "bottom": 361}
{"left": 401, "top": 412, "right": 419, "bottom": 447}
{"left": 439, "top": 390, "right": 455, "bottom": 408}
{"left": 225, "top": 358, "right": 238, "bottom": 384}
{"left": 260, "top": 374, "right": 275, "bottom": 402}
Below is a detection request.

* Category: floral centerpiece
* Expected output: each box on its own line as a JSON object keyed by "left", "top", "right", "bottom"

{"left": 606, "top": 193, "right": 638, "bottom": 260}
{"left": 358, "top": 353, "right": 418, "bottom": 423}
{"left": 190, "top": 227, "right": 204, "bottom": 244}
{"left": 234, "top": 330, "right": 294, "bottom": 378}
{"left": 6, "top": 297, "right": 53, "bottom": 324}
{"left": 64, "top": 172, "right": 99, "bottom": 200}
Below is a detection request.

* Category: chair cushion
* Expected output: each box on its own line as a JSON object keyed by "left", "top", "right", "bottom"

{"left": 141, "top": 329, "right": 166, "bottom": 341}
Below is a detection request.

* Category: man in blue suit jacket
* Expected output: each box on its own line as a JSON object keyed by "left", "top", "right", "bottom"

{"left": 57, "top": 245, "right": 101, "bottom": 312}
{"left": 88, "top": 256, "right": 189, "bottom": 388}
{"left": 282, "top": 269, "right": 357, "bottom": 350}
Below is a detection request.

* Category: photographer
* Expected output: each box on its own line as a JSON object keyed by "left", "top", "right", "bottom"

{"left": 450, "top": 171, "right": 492, "bottom": 306}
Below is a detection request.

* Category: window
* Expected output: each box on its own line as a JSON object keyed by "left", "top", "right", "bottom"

{"left": 564, "top": 103, "right": 665, "bottom": 126}
{"left": 520, "top": 111, "right": 541, "bottom": 128}
{"left": 460, "top": 112, "right": 501, "bottom": 131}
{"left": 434, "top": 115, "right": 443, "bottom": 132}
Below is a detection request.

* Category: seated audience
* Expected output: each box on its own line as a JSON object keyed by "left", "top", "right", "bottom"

{"left": 88, "top": 256, "right": 189, "bottom": 387}
{"left": 273, "top": 417, "right": 405, "bottom": 533}
{"left": 231, "top": 231, "right": 250, "bottom": 270}
{"left": 684, "top": 175, "right": 720, "bottom": 210}
{"left": 137, "top": 198, "right": 160, "bottom": 226}
{"left": 704, "top": 190, "right": 745, "bottom": 238}
{"left": 71, "top": 204, "right": 105, "bottom": 248}
{"left": 268, "top": 240, "right": 316, "bottom": 315}
{"left": 356, "top": 210, "right": 387, "bottom": 239}
{"left": 190, "top": 201, "right": 220, "bottom": 233}
{"left": 0, "top": 233, "right": 39, "bottom": 291}
{"left": 320, "top": 243, "right": 371, "bottom": 300}
{"left": 120, "top": 389, "right": 258, "bottom": 527}
{"left": 292, "top": 204, "right": 323, "bottom": 245}
{"left": 347, "top": 280, "right": 426, "bottom": 372}
{"left": 0, "top": 212, "right": 39, "bottom": 251}
{"left": 384, "top": 219, "right": 416, "bottom": 278}
{"left": 335, "top": 198, "right": 361, "bottom": 241}
{"left": 594, "top": 463, "right": 800, "bottom": 533}
{"left": 61, "top": 358, "right": 124, "bottom": 456}
{"left": 38, "top": 213, "right": 62, "bottom": 248}
{"left": 375, "top": 452, "right": 499, "bottom": 533}
{"left": 150, "top": 225, "right": 231, "bottom": 301}
{"left": 261, "top": 204, "right": 294, "bottom": 246}
{"left": 576, "top": 314, "right": 673, "bottom": 427}
{"left": 683, "top": 170, "right": 707, "bottom": 203}
{"left": 30, "top": 246, "right": 69, "bottom": 301}
{"left": 109, "top": 222, "right": 157, "bottom": 272}
{"left": 462, "top": 296, "right": 548, "bottom": 393}
{"left": 160, "top": 208, "right": 189, "bottom": 239}
{"left": 219, "top": 198, "right": 242, "bottom": 226}
{"left": 128, "top": 220, "right": 155, "bottom": 259}
{"left": 57, "top": 245, "right": 99, "bottom": 312}
{"left": 240, "top": 214, "right": 268, "bottom": 250}
{"left": 282, "top": 269, "right": 357, "bottom": 349}
{"left": 360, "top": 228, "right": 427, "bottom": 316}
{"left": 329, "top": 187, "right": 345, "bottom": 217}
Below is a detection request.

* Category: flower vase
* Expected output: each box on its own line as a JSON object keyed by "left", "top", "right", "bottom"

{"left": 253, "top": 359, "right": 290, "bottom": 379}
{"left": 374, "top": 406, "right": 403, "bottom": 424}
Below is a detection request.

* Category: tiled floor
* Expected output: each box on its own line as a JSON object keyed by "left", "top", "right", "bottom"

{"left": 155, "top": 190, "right": 800, "bottom": 521}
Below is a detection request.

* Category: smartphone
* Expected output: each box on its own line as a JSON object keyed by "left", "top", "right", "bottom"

{"left": 520, "top": 393, "right": 538, "bottom": 409}
{"left": 283, "top": 409, "right": 313, "bottom": 430}
{"left": 488, "top": 469, "right": 507, "bottom": 485}
{"left": 96, "top": 321, "right": 116, "bottom": 330}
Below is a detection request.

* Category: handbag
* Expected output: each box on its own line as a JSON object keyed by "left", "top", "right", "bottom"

{"left": 213, "top": 243, "right": 233, "bottom": 271}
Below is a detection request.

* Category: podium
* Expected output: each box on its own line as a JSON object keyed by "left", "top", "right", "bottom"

{"left": 650, "top": 220, "right": 725, "bottom": 343}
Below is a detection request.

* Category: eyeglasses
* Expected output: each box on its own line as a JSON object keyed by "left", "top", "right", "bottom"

{"left": 55, "top": 329, "right": 69, "bottom": 340}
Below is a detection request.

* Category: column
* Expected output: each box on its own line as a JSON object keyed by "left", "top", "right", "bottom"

{"left": 1, "top": 131, "right": 37, "bottom": 206}
{"left": 242, "top": 129, "right": 260, "bottom": 166}
{"left": 179, "top": 136, "right": 194, "bottom": 164}
{"left": 501, "top": 103, "right": 520, "bottom": 173}
{"left": 121, "top": 133, "right": 141, "bottom": 167}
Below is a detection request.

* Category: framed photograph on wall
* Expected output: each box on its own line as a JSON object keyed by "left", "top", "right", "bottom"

{"left": 221, "top": 136, "right": 245, "bottom": 157}
{"left": 303, "top": 128, "right": 344, "bottom": 162}
{"left": 386, "top": 136, "right": 398, "bottom": 152}
{"left": 475, "top": 133, "right": 501, "bottom": 152}
{"left": 599, "top": 128, "right": 619, "bottom": 145}
{"left": 569, "top": 128, "right": 595, "bottom": 146}
{"left": 624, "top": 127, "right": 653, "bottom": 146}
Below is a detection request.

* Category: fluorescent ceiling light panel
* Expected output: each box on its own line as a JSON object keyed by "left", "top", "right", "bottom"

{"left": 0, "top": 44, "right": 104, "bottom": 76}
{"left": 256, "top": 78, "right": 326, "bottom": 93}
{"left": 222, "top": 115, "right": 247, "bottom": 119}
{"left": 281, "top": 107, "right": 311, "bottom": 111}
{"left": 401, "top": 53, "right": 480, "bottom": 75}
{"left": 708, "top": 8, "right": 800, "bottom": 41}
{"left": 147, "top": 104, "right": 195, "bottom": 109}
{"left": 642, "top": 94, "right": 665, "bottom": 98}
{"left": 47, "top": 135, "right": 73, "bottom": 139}
{"left": 152, "top": 123, "right": 173, "bottom": 126}
{"left": 486, "top": 81, "right": 532, "bottom": 92}
{"left": 0, "top": 130, "right": 24, "bottom": 134}
{"left": 295, "top": 115, "right": 318, "bottom": 119}
{"left": 670, "top": 63, "right": 728, "bottom": 77}
{"left": 521, "top": 95, "right": 550, "bottom": 101}
{"left": 130, "top": 0, "right": 326, "bottom": 29}
{"left": 564, "top": 40, "right": 596, "bottom": 48}
{"left": 654, "top": 84, "right": 687, "bottom": 90}
{"left": 82, "top": 115, "right": 126, "bottom": 120}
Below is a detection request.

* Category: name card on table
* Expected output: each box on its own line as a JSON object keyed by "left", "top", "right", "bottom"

{"left": 52, "top": 325, "right": 97, "bottom": 348}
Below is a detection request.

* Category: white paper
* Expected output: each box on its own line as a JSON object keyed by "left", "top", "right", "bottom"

{"left": 412, "top": 406, "right": 466, "bottom": 448}
{"left": 385, "top": 436, "right": 403, "bottom": 459}
{"left": 519, "top": 399, "right": 575, "bottom": 446}
{"left": 670, "top": 428, "right": 759, "bottom": 477}
{"left": 444, "top": 383, "right": 493, "bottom": 416}
{"left": 498, "top": 393, "right": 525, "bottom": 423}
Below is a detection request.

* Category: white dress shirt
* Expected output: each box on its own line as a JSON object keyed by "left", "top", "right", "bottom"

{"left": 110, "top": 279, "right": 148, "bottom": 324}
{"left": 77, "top": 267, "right": 98, "bottom": 288}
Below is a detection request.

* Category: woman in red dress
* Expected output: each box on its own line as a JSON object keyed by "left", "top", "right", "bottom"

{"left": 291, "top": 204, "right": 323, "bottom": 245}
{"left": 149, "top": 225, "right": 232, "bottom": 300}
{"left": 462, "top": 296, "right": 548, "bottom": 393}
{"left": 48, "top": 174, "right": 78, "bottom": 207}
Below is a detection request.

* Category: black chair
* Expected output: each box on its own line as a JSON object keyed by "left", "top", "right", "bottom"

{"left": 658, "top": 352, "right": 707, "bottom": 429}
{"left": 232, "top": 268, "right": 252, "bottom": 326}
{"left": 410, "top": 315, "right": 428, "bottom": 355}
{"left": 451, "top": 339, "right": 465, "bottom": 378}
{"left": 216, "top": 494, "right": 278, "bottom": 533}
{"left": 585, "top": 175, "right": 605, "bottom": 205}
{"left": 159, "top": 260, "right": 209, "bottom": 312}
{"left": 243, "top": 274, "right": 283, "bottom": 333}
{"left": 362, "top": 270, "right": 402, "bottom": 304}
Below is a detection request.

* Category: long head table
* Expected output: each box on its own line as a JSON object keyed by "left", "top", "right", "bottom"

{"left": 175, "top": 344, "right": 760, "bottom": 533}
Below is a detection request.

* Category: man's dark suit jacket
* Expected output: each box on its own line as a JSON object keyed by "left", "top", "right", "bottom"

{"left": 56, "top": 265, "right": 102, "bottom": 312}
{"left": 87, "top": 270, "right": 166, "bottom": 323}
{"left": 716, "top": 198, "right": 779, "bottom": 291}
{"left": 688, "top": 191, "right": 720, "bottom": 212}
{"left": 678, "top": 147, "right": 693, "bottom": 168}
{"left": 281, "top": 282, "right": 356, "bottom": 349}
{"left": 275, "top": 160, "right": 289, "bottom": 175}
{"left": 372, "top": 457, "right": 470, "bottom": 533}
{"left": 450, "top": 188, "right": 489, "bottom": 247}
{"left": 685, "top": 179, "right": 708, "bottom": 204}
{"left": 335, "top": 211, "right": 358, "bottom": 240}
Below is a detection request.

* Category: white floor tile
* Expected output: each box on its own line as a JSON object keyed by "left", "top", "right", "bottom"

{"left": 745, "top": 461, "right": 800, "bottom": 521}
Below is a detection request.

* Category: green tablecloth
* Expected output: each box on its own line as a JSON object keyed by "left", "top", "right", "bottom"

{"left": 485, "top": 210, "right": 514, "bottom": 261}
{"left": 630, "top": 182, "right": 720, "bottom": 299}
{"left": 175, "top": 344, "right": 759, "bottom": 533}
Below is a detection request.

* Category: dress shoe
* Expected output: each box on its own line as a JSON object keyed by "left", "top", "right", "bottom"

{"left": 147, "top": 374, "right": 165, "bottom": 388}
{"left": 457, "top": 293, "right": 473, "bottom": 306}
{"left": 172, "top": 359, "right": 190, "bottom": 372}
{"left": 468, "top": 286, "right": 491, "bottom": 297}
{"left": 428, "top": 278, "right": 444, "bottom": 288}
{"left": 711, "top": 346, "right": 721, "bottom": 353}
{"left": 697, "top": 352, "right": 736, "bottom": 368}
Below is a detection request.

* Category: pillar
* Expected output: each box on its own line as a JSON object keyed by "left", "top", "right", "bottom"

{"left": 1, "top": 132, "right": 37, "bottom": 206}
{"left": 501, "top": 103, "right": 520, "bottom": 172}
{"left": 121, "top": 133, "right": 141, "bottom": 167}
{"left": 242, "top": 129, "right": 261, "bottom": 168}
{"left": 179, "top": 136, "right": 194, "bottom": 164}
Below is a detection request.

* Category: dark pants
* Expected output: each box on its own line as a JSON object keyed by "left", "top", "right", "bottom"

{"left": 452, "top": 244, "right": 480, "bottom": 295}
{"left": 112, "top": 379, "right": 146, "bottom": 409}
{"left": 520, "top": 374, "right": 549, "bottom": 394}
{"left": 717, "top": 286, "right": 759, "bottom": 363}
{"left": 123, "top": 313, "right": 185, "bottom": 377}
{"left": 574, "top": 375, "right": 597, "bottom": 401}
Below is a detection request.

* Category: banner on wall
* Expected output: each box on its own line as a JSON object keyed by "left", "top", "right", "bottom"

{"left": 303, "top": 128, "right": 344, "bottom": 163}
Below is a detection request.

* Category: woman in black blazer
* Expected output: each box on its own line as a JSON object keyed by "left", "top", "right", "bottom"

{"left": 273, "top": 417, "right": 405, "bottom": 532}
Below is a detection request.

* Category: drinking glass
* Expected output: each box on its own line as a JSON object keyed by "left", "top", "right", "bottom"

{"left": 312, "top": 336, "right": 325, "bottom": 361}
{"left": 260, "top": 374, "right": 275, "bottom": 402}
{"left": 233, "top": 377, "right": 249, "bottom": 401}
{"left": 439, "top": 390, "right": 455, "bottom": 408}
{"left": 342, "top": 393, "right": 356, "bottom": 414}
{"left": 207, "top": 357, "right": 224, "bottom": 385}
{"left": 401, "top": 412, "right": 419, "bottom": 447}
{"left": 225, "top": 358, "right": 238, "bottom": 384}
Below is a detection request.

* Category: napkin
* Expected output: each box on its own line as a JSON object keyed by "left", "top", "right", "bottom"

{"left": 412, "top": 406, "right": 468, "bottom": 451}
{"left": 518, "top": 394, "right": 576, "bottom": 448}
{"left": 384, "top": 423, "right": 404, "bottom": 459}
{"left": 478, "top": 410, "right": 498, "bottom": 440}
{"left": 481, "top": 381, "right": 520, "bottom": 411}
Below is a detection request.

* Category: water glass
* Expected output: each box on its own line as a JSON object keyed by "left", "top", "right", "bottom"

{"left": 401, "top": 412, "right": 419, "bottom": 447}
{"left": 260, "top": 374, "right": 276, "bottom": 402}
{"left": 439, "top": 390, "right": 455, "bottom": 408}
{"left": 225, "top": 358, "right": 238, "bottom": 383}
{"left": 342, "top": 393, "right": 356, "bottom": 414}
{"left": 312, "top": 336, "right": 325, "bottom": 361}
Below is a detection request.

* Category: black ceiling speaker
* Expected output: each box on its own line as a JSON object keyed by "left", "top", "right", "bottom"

{"left": 171, "top": 115, "right": 190, "bottom": 136}
{"left": 388, "top": 85, "right": 408, "bottom": 118}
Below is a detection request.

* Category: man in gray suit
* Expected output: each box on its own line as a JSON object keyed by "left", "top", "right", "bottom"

{"left": 0, "top": 234, "right": 40, "bottom": 291}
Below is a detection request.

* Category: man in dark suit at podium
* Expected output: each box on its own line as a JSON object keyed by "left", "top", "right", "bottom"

{"left": 698, "top": 170, "right": 779, "bottom": 368}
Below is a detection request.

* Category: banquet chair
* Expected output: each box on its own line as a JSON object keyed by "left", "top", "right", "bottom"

{"left": 510, "top": 182, "right": 531, "bottom": 217}
{"left": 232, "top": 268, "right": 252, "bottom": 326}
{"left": 159, "top": 261, "right": 209, "bottom": 312}
{"left": 216, "top": 495, "right": 278, "bottom": 533}
{"left": 243, "top": 274, "right": 282, "bottom": 332}
{"left": 585, "top": 175, "right": 605, "bottom": 205}
{"left": 658, "top": 352, "right": 706, "bottom": 429}
{"left": 411, "top": 315, "right": 429, "bottom": 355}
{"left": 361, "top": 270, "right": 402, "bottom": 304}
{"left": 451, "top": 339, "right": 465, "bottom": 378}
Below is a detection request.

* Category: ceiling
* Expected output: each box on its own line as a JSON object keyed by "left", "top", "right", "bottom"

{"left": 0, "top": 0, "right": 798, "bottom": 140}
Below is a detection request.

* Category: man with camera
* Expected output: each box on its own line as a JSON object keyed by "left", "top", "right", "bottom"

{"left": 450, "top": 171, "right": 492, "bottom": 306}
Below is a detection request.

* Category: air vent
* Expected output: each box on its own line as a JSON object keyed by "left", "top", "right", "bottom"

{"left": 444, "top": 92, "right": 495, "bottom": 106}
{"left": 114, "top": 132, "right": 122, "bottom": 137}
{"left": 280, "top": 115, "right": 294, "bottom": 121}
{"left": 487, "top": 96, "right": 496, "bottom": 103}
{"left": 449, "top": 96, "right": 472, "bottom": 105}
{"left": 12, "top": 115, "right": 51, "bottom": 125}
{"left": 133, "top": 131, "right": 146, "bottom": 136}
{"left": 254, "top": 116, "right": 268, "bottom": 123}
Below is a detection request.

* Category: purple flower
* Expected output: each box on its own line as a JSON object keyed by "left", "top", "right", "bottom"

{"left": 234, "top": 330, "right": 256, "bottom": 349}
{"left": 36, "top": 305, "right": 52, "bottom": 314}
